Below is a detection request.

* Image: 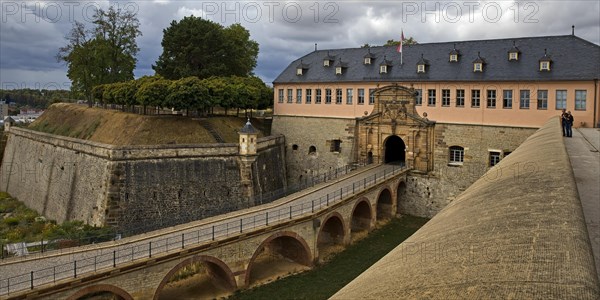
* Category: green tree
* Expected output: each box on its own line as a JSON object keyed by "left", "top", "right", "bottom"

{"left": 383, "top": 37, "right": 418, "bottom": 46}
{"left": 153, "top": 16, "right": 258, "bottom": 79}
{"left": 57, "top": 6, "right": 141, "bottom": 104}
{"left": 135, "top": 78, "right": 170, "bottom": 114}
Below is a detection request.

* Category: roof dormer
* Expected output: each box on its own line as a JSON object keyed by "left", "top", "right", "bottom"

{"left": 296, "top": 60, "right": 309, "bottom": 76}
{"left": 417, "top": 54, "right": 429, "bottom": 73}
{"left": 323, "top": 51, "right": 335, "bottom": 67}
{"left": 508, "top": 41, "right": 520, "bottom": 61}
{"left": 449, "top": 44, "right": 460, "bottom": 62}
{"left": 539, "top": 49, "right": 552, "bottom": 71}
{"left": 379, "top": 55, "right": 392, "bottom": 74}
{"left": 473, "top": 52, "right": 486, "bottom": 72}
{"left": 364, "top": 48, "right": 375, "bottom": 65}
{"left": 334, "top": 58, "right": 348, "bottom": 75}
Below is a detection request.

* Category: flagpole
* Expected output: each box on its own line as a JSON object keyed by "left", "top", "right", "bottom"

{"left": 400, "top": 29, "right": 404, "bottom": 65}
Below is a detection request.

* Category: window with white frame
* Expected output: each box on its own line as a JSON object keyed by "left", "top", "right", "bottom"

{"left": 555, "top": 90, "right": 567, "bottom": 110}
{"left": 306, "top": 89, "right": 312, "bottom": 104}
{"left": 358, "top": 89, "right": 365, "bottom": 104}
{"left": 325, "top": 89, "right": 332, "bottom": 104}
{"left": 296, "top": 68, "right": 303, "bottom": 76}
{"left": 442, "top": 89, "right": 450, "bottom": 106}
{"left": 503, "top": 90, "right": 513, "bottom": 109}
{"left": 428, "top": 89, "right": 436, "bottom": 106}
{"left": 415, "top": 89, "right": 422, "bottom": 106}
{"left": 540, "top": 61, "right": 550, "bottom": 71}
{"left": 520, "top": 90, "right": 530, "bottom": 109}
{"left": 537, "top": 90, "right": 548, "bottom": 110}
{"left": 575, "top": 90, "right": 586, "bottom": 110}
{"left": 450, "top": 54, "right": 458, "bottom": 62}
{"left": 380, "top": 65, "right": 387, "bottom": 74}
{"left": 364, "top": 57, "right": 371, "bottom": 65}
{"left": 487, "top": 90, "right": 496, "bottom": 108}
{"left": 324, "top": 60, "right": 330, "bottom": 67}
{"left": 417, "top": 64, "right": 425, "bottom": 73}
{"left": 336, "top": 89, "right": 342, "bottom": 104}
{"left": 489, "top": 151, "right": 502, "bottom": 166}
{"left": 315, "top": 89, "right": 322, "bottom": 104}
{"left": 456, "top": 89, "right": 465, "bottom": 107}
{"left": 509, "top": 52, "right": 519, "bottom": 61}
{"left": 335, "top": 67, "right": 342, "bottom": 75}
{"left": 449, "top": 146, "right": 464, "bottom": 165}
{"left": 471, "top": 89, "right": 481, "bottom": 107}
{"left": 346, "top": 89, "right": 353, "bottom": 104}
{"left": 278, "top": 89, "right": 284, "bottom": 103}
{"left": 474, "top": 63, "right": 483, "bottom": 72}
{"left": 296, "top": 89, "right": 302, "bottom": 103}
{"left": 287, "top": 89, "right": 293, "bottom": 103}
{"left": 369, "top": 89, "right": 376, "bottom": 105}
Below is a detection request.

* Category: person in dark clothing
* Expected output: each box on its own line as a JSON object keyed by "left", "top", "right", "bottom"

{"left": 560, "top": 109, "right": 568, "bottom": 136}
{"left": 565, "top": 111, "right": 574, "bottom": 137}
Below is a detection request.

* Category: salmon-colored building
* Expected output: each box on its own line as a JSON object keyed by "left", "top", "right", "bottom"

{"left": 271, "top": 34, "right": 600, "bottom": 216}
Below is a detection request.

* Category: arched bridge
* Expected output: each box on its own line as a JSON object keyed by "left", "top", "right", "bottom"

{"left": 0, "top": 164, "right": 410, "bottom": 299}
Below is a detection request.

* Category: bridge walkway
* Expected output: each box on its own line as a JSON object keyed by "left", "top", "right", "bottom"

{"left": 566, "top": 128, "right": 600, "bottom": 282}
{"left": 0, "top": 163, "right": 407, "bottom": 297}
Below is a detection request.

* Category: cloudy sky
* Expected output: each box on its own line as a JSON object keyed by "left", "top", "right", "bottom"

{"left": 1, "top": 0, "right": 599, "bottom": 90}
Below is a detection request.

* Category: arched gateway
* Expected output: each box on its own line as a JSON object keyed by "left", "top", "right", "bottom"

{"left": 356, "top": 84, "right": 435, "bottom": 172}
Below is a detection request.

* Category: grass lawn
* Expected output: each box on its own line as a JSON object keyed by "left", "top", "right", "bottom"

{"left": 229, "top": 215, "right": 428, "bottom": 300}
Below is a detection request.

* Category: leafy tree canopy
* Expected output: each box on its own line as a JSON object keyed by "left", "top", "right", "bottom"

{"left": 361, "top": 37, "right": 418, "bottom": 48}
{"left": 153, "top": 16, "right": 259, "bottom": 80}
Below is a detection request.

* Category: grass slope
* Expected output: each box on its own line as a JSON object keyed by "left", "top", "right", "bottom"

{"left": 28, "top": 104, "right": 263, "bottom": 145}
{"left": 230, "top": 216, "right": 428, "bottom": 300}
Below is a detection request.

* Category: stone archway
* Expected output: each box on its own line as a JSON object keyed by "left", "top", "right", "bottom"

{"left": 351, "top": 199, "right": 373, "bottom": 241}
{"left": 154, "top": 255, "right": 237, "bottom": 300}
{"left": 67, "top": 284, "right": 133, "bottom": 300}
{"left": 245, "top": 232, "right": 313, "bottom": 286}
{"left": 317, "top": 213, "right": 346, "bottom": 261}
{"left": 396, "top": 181, "right": 407, "bottom": 216}
{"left": 384, "top": 135, "right": 406, "bottom": 164}
{"left": 376, "top": 188, "right": 393, "bottom": 221}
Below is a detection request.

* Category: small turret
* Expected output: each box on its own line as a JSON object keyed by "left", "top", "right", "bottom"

{"left": 4, "top": 116, "right": 15, "bottom": 131}
{"left": 238, "top": 119, "right": 258, "bottom": 155}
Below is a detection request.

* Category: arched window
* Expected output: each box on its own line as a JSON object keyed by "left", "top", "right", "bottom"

{"left": 449, "top": 146, "right": 464, "bottom": 165}
{"left": 292, "top": 144, "right": 298, "bottom": 150}
{"left": 308, "top": 145, "right": 317, "bottom": 155}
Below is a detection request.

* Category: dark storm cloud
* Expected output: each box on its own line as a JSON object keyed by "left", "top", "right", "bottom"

{"left": 1, "top": 0, "right": 598, "bottom": 89}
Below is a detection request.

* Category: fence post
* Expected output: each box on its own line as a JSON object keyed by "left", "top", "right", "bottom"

{"left": 289, "top": 206, "right": 292, "bottom": 219}
{"left": 212, "top": 226, "right": 215, "bottom": 241}
{"left": 340, "top": 187, "right": 343, "bottom": 199}
{"left": 266, "top": 212, "right": 269, "bottom": 226}
{"left": 41, "top": 238, "right": 44, "bottom": 253}
{"left": 74, "top": 261, "right": 77, "bottom": 278}
{"left": 374, "top": 174, "right": 377, "bottom": 184}
{"left": 30, "top": 271, "right": 34, "bottom": 290}
{"left": 182, "top": 233, "right": 185, "bottom": 249}
{"left": 327, "top": 194, "right": 329, "bottom": 206}
{"left": 353, "top": 182, "right": 355, "bottom": 194}
{"left": 149, "top": 242, "right": 152, "bottom": 258}
{"left": 312, "top": 200, "right": 314, "bottom": 213}
{"left": 113, "top": 250, "right": 116, "bottom": 267}
{"left": 364, "top": 178, "right": 366, "bottom": 188}
{"left": 240, "top": 219, "right": 243, "bottom": 233}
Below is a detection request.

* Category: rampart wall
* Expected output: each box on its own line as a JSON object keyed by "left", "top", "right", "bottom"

{"left": 0, "top": 127, "right": 287, "bottom": 234}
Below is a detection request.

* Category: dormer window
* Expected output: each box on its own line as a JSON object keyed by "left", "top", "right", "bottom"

{"left": 449, "top": 44, "right": 459, "bottom": 62}
{"left": 416, "top": 54, "right": 429, "bottom": 74}
{"left": 473, "top": 52, "right": 485, "bottom": 73}
{"left": 296, "top": 60, "right": 309, "bottom": 76}
{"left": 363, "top": 48, "right": 375, "bottom": 65}
{"left": 539, "top": 49, "right": 552, "bottom": 72}
{"left": 323, "top": 50, "right": 335, "bottom": 67}
{"left": 334, "top": 58, "right": 347, "bottom": 75}
{"left": 508, "top": 41, "right": 520, "bottom": 61}
{"left": 379, "top": 55, "right": 392, "bottom": 74}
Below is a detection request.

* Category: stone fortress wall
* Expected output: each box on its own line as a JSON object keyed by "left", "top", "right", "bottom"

{"left": 0, "top": 127, "right": 287, "bottom": 234}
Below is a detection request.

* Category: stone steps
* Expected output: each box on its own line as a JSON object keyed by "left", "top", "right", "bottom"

{"left": 198, "top": 119, "right": 225, "bottom": 143}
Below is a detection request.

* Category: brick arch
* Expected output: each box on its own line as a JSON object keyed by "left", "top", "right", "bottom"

{"left": 153, "top": 255, "right": 236, "bottom": 300}
{"left": 396, "top": 180, "right": 407, "bottom": 215}
{"left": 351, "top": 197, "right": 373, "bottom": 232}
{"left": 376, "top": 186, "right": 394, "bottom": 221}
{"left": 317, "top": 212, "right": 347, "bottom": 246}
{"left": 67, "top": 284, "right": 133, "bottom": 300}
{"left": 245, "top": 231, "right": 313, "bottom": 286}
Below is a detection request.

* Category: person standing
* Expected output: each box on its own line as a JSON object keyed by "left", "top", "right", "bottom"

{"left": 565, "top": 111, "right": 574, "bottom": 137}
{"left": 560, "top": 109, "right": 568, "bottom": 136}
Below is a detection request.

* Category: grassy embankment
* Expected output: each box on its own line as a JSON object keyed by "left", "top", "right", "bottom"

{"left": 230, "top": 215, "right": 428, "bottom": 300}
{"left": 27, "top": 103, "right": 265, "bottom": 145}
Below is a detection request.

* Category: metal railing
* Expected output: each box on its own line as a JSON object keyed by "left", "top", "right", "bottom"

{"left": 0, "top": 163, "right": 407, "bottom": 296}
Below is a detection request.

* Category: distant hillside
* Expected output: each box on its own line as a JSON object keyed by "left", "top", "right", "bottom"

{"left": 27, "top": 103, "right": 264, "bottom": 145}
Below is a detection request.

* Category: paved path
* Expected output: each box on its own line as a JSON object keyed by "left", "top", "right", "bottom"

{"left": 565, "top": 128, "right": 600, "bottom": 282}
{"left": 0, "top": 163, "right": 405, "bottom": 296}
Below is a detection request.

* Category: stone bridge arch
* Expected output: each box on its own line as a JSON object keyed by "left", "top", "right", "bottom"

{"left": 245, "top": 231, "right": 313, "bottom": 286}
{"left": 376, "top": 187, "right": 394, "bottom": 221}
{"left": 67, "top": 284, "right": 133, "bottom": 300}
{"left": 351, "top": 198, "right": 373, "bottom": 240}
{"left": 153, "top": 255, "right": 236, "bottom": 300}
{"left": 317, "top": 212, "right": 347, "bottom": 261}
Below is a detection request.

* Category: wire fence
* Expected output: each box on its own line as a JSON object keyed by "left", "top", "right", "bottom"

{"left": 0, "top": 163, "right": 407, "bottom": 296}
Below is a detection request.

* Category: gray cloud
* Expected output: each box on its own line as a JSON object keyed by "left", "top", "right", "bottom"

{"left": 1, "top": 0, "right": 598, "bottom": 89}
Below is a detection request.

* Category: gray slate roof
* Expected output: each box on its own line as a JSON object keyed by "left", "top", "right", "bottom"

{"left": 274, "top": 35, "right": 600, "bottom": 83}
